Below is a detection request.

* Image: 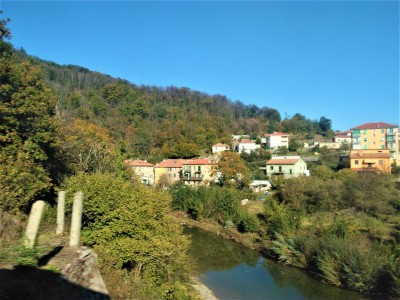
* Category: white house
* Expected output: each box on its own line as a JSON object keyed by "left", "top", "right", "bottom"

{"left": 334, "top": 131, "right": 352, "bottom": 145}
{"left": 238, "top": 139, "right": 260, "bottom": 154}
{"left": 265, "top": 132, "right": 289, "bottom": 150}
{"left": 212, "top": 143, "right": 230, "bottom": 154}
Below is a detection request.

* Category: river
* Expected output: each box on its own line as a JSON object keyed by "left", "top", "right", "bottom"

{"left": 184, "top": 227, "right": 370, "bottom": 300}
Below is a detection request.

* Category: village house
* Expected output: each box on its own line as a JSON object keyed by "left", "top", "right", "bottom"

{"left": 212, "top": 143, "right": 230, "bottom": 155}
{"left": 264, "top": 132, "right": 289, "bottom": 150}
{"left": 350, "top": 149, "right": 391, "bottom": 174}
{"left": 266, "top": 156, "right": 308, "bottom": 179}
{"left": 334, "top": 131, "right": 352, "bottom": 145}
{"left": 181, "top": 158, "right": 216, "bottom": 186}
{"left": 237, "top": 139, "right": 260, "bottom": 154}
{"left": 350, "top": 122, "right": 399, "bottom": 164}
{"left": 124, "top": 159, "right": 155, "bottom": 185}
{"left": 154, "top": 159, "right": 185, "bottom": 185}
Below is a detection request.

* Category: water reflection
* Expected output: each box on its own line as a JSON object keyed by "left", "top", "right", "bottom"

{"left": 184, "top": 227, "right": 370, "bottom": 300}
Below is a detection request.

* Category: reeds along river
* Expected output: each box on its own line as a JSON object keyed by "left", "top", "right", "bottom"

{"left": 184, "top": 227, "right": 371, "bottom": 300}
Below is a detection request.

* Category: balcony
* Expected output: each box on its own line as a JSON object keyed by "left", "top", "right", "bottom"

{"left": 181, "top": 171, "right": 203, "bottom": 181}
{"left": 387, "top": 131, "right": 396, "bottom": 136}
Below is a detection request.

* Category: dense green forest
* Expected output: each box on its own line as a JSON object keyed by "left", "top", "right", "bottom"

{"left": 11, "top": 42, "right": 333, "bottom": 164}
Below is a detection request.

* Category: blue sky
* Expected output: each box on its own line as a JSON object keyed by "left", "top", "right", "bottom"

{"left": 2, "top": 1, "right": 399, "bottom": 131}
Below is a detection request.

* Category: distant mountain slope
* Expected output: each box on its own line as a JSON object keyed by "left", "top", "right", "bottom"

{"left": 7, "top": 42, "right": 330, "bottom": 160}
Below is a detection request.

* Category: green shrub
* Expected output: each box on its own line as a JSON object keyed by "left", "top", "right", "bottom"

{"left": 316, "top": 237, "right": 390, "bottom": 293}
{"left": 63, "top": 172, "right": 193, "bottom": 299}
{"left": 270, "top": 233, "right": 308, "bottom": 268}
{"left": 237, "top": 211, "right": 260, "bottom": 233}
{"left": 264, "top": 201, "right": 301, "bottom": 237}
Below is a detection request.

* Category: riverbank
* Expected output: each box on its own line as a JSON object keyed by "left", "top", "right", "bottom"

{"left": 191, "top": 277, "right": 218, "bottom": 300}
{"left": 170, "top": 211, "right": 263, "bottom": 252}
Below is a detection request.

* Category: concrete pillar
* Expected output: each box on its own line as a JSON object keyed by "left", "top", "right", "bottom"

{"left": 56, "top": 191, "right": 66, "bottom": 235}
{"left": 24, "top": 200, "right": 46, "bottom": 248}
{"left": 69, "top": 191, "right": 83, "bottom": 247}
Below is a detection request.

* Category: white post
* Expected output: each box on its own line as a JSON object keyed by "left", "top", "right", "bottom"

{"left": 25, "top": 200, "right": 46, "bottom": 248}
{"left": 69, "top": 191, "right": 83, "bottom": 247}
{"left": 56, "top": 191, "right": 66, "bottom": 235}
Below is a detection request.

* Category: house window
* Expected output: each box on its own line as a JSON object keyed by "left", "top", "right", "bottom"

{"left": 363, "top": 130, "right": 367, "bottom": 134}
{"left": 378, "top": 160, "right": 383, "bottom": 165}
{"left": 355, "top": 160, "right": 359, "bottom": 165}
{"left": 373, "top": 134, "right": 375, "bottom": 137}
{"left": 381, "top": 145, "right": 385, "bottom": 149}
{"left": 373, "top": 141, "right": 376, "bottom": 145}
{"left": 198, "top": 166, "right": 201, "bottom": 172}
{"left": 363, "top": 138, "right": 367, "bottom": 142}
{"left": 290, "top": 169, "right": 292, "bottom": 174}
{"left": 381, "top": 129, "right": 384, "bottom": 133}
{"left": 270, "top": 166, "right": 273, "bottom": 170}
{"left": 363, "top": 145, "right": 367, "bottom": 150}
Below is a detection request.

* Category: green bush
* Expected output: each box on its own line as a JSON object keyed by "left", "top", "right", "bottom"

{"left": 270, "top": 233, "right": 308, "bottom": 268}
{"left": 237, "top": 211, "right": 260, "bottom": 233}
{"left": 62, "top": 172, "right": 193, "bottom": 299}
{"left": 264, "top": 201, "right": 301, "bottom": 237}
{"left": 316, "top": 237, "right": 390, "bottom": 293}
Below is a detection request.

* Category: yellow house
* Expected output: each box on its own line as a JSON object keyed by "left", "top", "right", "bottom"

{"left": 181, "top": 158, "right": 216, "bottom": 186}
{"left": 350, "top": 122, "right": 399, "bottom": 164}
{"left": 350, "top": 149, "right": 391, "bottom": 174}
{"left": 124, "top": 159, "right": 155, "bottom": 185}
{"left": 154, "top": 159, "right": 185, "bottom": 185}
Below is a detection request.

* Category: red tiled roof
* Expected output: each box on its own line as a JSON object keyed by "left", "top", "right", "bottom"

{"left": 124, "top": 159, "right": 154, "bottom": 167}
{"left": 213, "top": 143, "right": 229, "bottom": 148}
{"left": 240, "top": 139, "right": 255, "bottom": 144}
{"left": 350, "top": 122, "right": 398, "bottom": 130}
{"left": 266, "top": 158, "right": 300, "bottom": 165}
{"left": 183, "top": 158, "right": 215, "bottom": 165}
{"left": 155, "top": 159, "right": 185, "bottom": 168}
{"left": 335, "top": 131, "right": 351, "bottom": 136}
{"left": 350, "top": 152, "right": 391, "bottom": 159}
{"left": 264, "top": 132, "right": 289, "bottom": 137}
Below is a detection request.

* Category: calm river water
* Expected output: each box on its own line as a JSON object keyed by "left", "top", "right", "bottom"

{"left": 184, "top": 227, "right": 370, "bottom": 300}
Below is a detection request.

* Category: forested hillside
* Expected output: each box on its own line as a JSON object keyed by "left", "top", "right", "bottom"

{"left": 12, "top": 43, "right": 331, "bottom": 163}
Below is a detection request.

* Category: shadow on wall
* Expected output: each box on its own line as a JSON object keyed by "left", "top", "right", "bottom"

{"left": 0, "top": 266, "right": 110, "bottom": 300}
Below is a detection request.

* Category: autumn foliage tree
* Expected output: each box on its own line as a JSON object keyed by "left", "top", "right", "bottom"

{"left": 59, "top": 119, "right": 116, "bottom": 173}
{"left": 217, "top": 151, "right": 250, "bottom": 189}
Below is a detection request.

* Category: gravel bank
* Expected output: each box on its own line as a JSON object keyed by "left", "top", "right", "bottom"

{"left": 192, "top": 277, "right": 218, "bottom": 300}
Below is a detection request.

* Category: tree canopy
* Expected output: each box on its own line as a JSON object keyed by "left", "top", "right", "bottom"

{"left": 0, "top": 52, "right": 58, "bottom": 212}
{"left": 217, "top": 152, "right": 250, "bottom": 189}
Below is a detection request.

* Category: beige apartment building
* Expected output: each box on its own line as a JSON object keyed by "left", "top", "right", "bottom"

{"left": 350, "top": 122, "right": 399, "bottom": 164}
